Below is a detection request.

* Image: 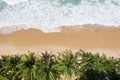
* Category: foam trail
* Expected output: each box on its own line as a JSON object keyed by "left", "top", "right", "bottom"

{"left": 0, "top": 0, "right": 120, "bottom": 34}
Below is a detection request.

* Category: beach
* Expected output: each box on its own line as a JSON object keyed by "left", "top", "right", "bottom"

{"left": 0, "top": 25, "right": 120, "bottom": 58}
{"left": 0, "top": 0, "right": 120, "bottom": 79}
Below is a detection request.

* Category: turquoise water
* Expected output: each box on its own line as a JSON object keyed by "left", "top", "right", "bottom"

{"left": 58, "top": 0, "right": 81, "bottom": 5}
{"left": 0, "top": 0, "right": 6, "bottom": 11}
{"left": 55, "top": 0, "right": 119, "bottom": 5}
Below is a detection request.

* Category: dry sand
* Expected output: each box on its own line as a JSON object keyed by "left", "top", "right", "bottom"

{"left": 0, "top": 25, "right": 120, "bottom": 58}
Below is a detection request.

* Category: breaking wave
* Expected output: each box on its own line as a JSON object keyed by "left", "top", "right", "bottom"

{"left": 0, "top": 0, "right": 120, "bottom": 34}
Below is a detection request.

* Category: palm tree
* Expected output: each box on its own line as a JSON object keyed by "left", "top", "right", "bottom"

{"left": 0, "top": 50, "right": 119, "bottom": 80}
{"left": 57, "top": 50, "right": 81, "bottom": 80}
{"left": 115, "top": 58, "right": 120, "bottom": 74}
{"left": 78, "top": 50, "right": 120, "bottom": 80}
{"left": 17, "top": 51, "right": 39, "bottom": 80}
{"left": 117, "top": 58, "right": 120, "bottom": 74}
{"left": 117, "top": 58, "right": 120, "bottom": 79}
{"left": 0, "top": 55, "right": 21, "bottom": 80}
{"left": 0, "top": 57, "right": 9, "bottom": 80}
{"left": 105, "top": 57, "right": 120, "bottom": 80}
{"left": 78, "top": 50, "right": 107, "bottom": 80}
{"left": 36, "top": 51, "right": 61, "bottom": 80}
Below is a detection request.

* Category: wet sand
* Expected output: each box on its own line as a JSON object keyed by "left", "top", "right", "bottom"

{"left": 0, "top": 25, "right": 120, "bottom": 58}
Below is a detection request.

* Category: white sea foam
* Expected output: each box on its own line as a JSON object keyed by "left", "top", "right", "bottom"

{"left": 0, "top": 25, "right": 29, "bottom": 34}
{"left": 3, "top": 0, "right": 29, "bottom": 5}
{"left": 0, "top": 0, "right": 120, "bottom": 34}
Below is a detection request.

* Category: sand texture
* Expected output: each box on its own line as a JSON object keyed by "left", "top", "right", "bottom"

{"left": 0, "top": 25, "right": 120, "bottom": 58}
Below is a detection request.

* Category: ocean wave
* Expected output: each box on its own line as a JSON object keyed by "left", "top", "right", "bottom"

{"left": 0, "top": 0, "right": 120, "bottom": 34}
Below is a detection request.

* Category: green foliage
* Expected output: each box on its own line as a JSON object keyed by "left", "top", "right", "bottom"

{"left": 78, "top": 50, "right": 120, "bottom": 80}
{"left": 0, "top": 55, "right": 21, "bottom": 80}
{"left": 57, "top": 50, "right": 81, "bottom": 80}
{"left": 106, "top": 58, "right": 120, "bottom": 80}
{"left": 37, "top": 51, "right": 61, "bottom": 80}
{"left": 18, "top": 52, "right": 39, "bottom": 80}
{"left": 0, "top": 50, "right": 119, "bottom": 80}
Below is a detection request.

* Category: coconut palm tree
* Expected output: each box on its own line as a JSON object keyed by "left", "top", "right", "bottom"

{"left": 78, "top": 50, "right": 120, "bottom": 80}
{"left": 0, "top": 56, "right": 9, "bottom": 80}
{"left": 78, "top": 50, "right": 107, "bottom": 80}
{"left": 57, "top": 50, "right": 81, "bottom": 80}
{"left": 117, "top": 58, "right": 120, "bottom": 79}
{"left": 0, "top": 50, "right": 119, "bottom": 80}
{"left": 105, "top": 57, "right": 120, "bottom": 80}
{"left": 36, "top": 51, "right": 61, "bottom": 80}
{"left": 117, "top": 58, "right": 120, "bottom": 74}
{"left": 0, "top": 55, "right": 21, "bottom": 80}
{"left": 17, "top": 51, "right": 39, "bottom": 80}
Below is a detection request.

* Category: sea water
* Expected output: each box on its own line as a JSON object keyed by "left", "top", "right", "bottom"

{"left": 0, "top": 0, "right": 120, "bottom": 34}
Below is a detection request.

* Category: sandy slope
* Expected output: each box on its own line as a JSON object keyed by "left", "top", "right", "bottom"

{"left": 0, "top": 25, "right": 120, "bottom": 58}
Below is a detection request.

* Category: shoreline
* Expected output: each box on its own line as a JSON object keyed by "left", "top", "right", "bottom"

{"left": 0, "top": 45, "right": 120, "bottom": 58}
{"left": 0, "top": 25, "right": 120, "bottom": 58}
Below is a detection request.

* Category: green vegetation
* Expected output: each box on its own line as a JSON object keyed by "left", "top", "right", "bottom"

{"left": 0, "top": 50, "right": 120, "bottom": 80}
